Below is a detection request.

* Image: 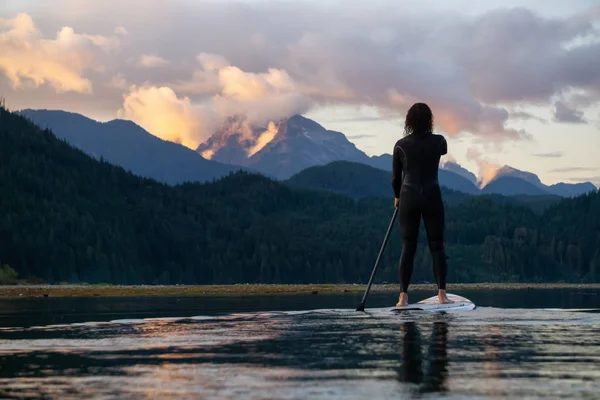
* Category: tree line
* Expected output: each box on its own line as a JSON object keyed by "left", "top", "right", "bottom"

{"left": 0, "top": 105, "right": 598, "bottom": 285}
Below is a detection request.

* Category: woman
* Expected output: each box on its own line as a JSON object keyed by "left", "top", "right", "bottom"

{"left": 391, "top": 103, "right": 452, "bottom": 307}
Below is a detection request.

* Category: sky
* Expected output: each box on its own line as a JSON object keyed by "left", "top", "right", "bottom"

{"left": 1, "top": 0, "right": 599, "bottom": 187}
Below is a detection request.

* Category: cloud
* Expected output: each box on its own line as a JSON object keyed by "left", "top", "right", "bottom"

{"left": 553, "top": 100, "right": 588, "bottom": 123}
{"left": 346, "top": 134, "right": 378, "bottom": 140}
{"left": 116, "top": 52, "right": 315, "bottom": 149}
{"left": 0, "top": 13, "right": 120, "bottom": 93}
{"left": 3, "top": 3, "right": 600, "bottom": 146}
{"left": 114, "top": 26, "right": 128, "bottom": 36}
{"left": 117, "top": 85, "right": 219, "bottom": 149}
{"left": 466, "top": 148, "right": 501, "bottom": 187}
{"left": 248, "top": 121, "right": 278, "bottom": 157}
{"left": 321, "top": 115, "right": 389, "bottom": 123}
{"left": 109, "top": 73, "right": 127, "bottom": 89}
{"left": 457, "top": 7, "right": 600, "bottom": 104}
{"left": 137, "top": 54, "right": 170, "bottom": 68}
{"left": 510, "top": 111, "right": 548, "bottom": 123}
{"left": 533, "top": 151, "right": 563, "bottom": 158}
{"left": 549, "top": 166, "right": 596, "bottom": 173}
{"left": 171, "top": 53, "right": 313, "bottom": 129}
{"left": 441, "top": 153, "right": 457, "bottom": 165}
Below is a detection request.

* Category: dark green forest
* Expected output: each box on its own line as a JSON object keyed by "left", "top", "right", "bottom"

{"left": 1, "top": 105, "right": 599, "bottom": 285}
{"left": 286, "top": 160, "right": 563, "bottom": 213}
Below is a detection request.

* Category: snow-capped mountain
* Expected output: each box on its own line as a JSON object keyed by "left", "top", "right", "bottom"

{"left": 20, "top": 108, "right": 597, "bottom": 197}
{"left": 197, "top": 114, "right": 372, "bottom": 179}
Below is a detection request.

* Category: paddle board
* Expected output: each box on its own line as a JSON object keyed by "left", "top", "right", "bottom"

{"left": 391, "top": 293, "right": 476, "bottom": 312}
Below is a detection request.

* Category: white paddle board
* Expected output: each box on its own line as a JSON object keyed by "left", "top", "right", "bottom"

{"left": 391, "top": 293, "right": 476, "bottom": 312}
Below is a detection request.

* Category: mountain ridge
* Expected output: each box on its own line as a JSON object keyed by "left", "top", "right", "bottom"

{"left": 369, "top": 153, "right": 596, "bottom": 197}
{"left": 1, "top": 105, "right": 599, "bottom": 285}
{"left": 18, "top": 108, "right": 596, "bottom": 197}
{"left": 197, "top": 114, "right": 373, "bottom": 179}
{"left": 18, "top": 108, "right": 250, "bottom": 185}
{"left": 286, "top": 161, "right": 564, "bottom": 213}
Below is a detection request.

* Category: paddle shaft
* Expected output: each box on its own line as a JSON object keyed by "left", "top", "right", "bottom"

{"left": 356, "top": 207, "right": 398, "bottom": 311}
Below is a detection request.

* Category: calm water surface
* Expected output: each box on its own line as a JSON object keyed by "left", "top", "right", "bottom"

{"left": 0, "top": 289, "right": 599, "bottom": 399}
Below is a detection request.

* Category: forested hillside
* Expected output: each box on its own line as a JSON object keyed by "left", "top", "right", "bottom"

{"left": 0, "top": 106, "right": 598, "bottom": 285}
{"left": 286, "top": 161, "right": 473, "bottom": 206}
{"left": 286, "top": 161, "right": 562, "bottom": 213}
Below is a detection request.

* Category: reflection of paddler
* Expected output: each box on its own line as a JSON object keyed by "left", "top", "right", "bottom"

{"left": 482, "top": 325, "right": 503, "bottom": 398}
{"left": 397, "top": 321, "right": 449, "bottom": 394}
{"left": 399, "top": 322, "right": 424, "bottom": 384}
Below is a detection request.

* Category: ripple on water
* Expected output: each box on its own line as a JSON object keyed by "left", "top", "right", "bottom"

{"left": 0, "top": 307, "right": 599, "bottom": 399}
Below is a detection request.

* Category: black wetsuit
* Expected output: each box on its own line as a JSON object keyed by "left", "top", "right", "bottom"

{"left": 392, "top": 132, "right": 448, "bottom": 293}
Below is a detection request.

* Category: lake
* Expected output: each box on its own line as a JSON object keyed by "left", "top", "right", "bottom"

{"left": 0, "top": 289, "right": 599, "bottom": 399}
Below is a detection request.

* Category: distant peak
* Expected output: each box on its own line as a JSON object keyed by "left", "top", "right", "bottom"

{"left": 497, "top": 165, "right": 518, "bottom": 173}
{"left": 104, "top": 118, "right": 145, "bottom": 129}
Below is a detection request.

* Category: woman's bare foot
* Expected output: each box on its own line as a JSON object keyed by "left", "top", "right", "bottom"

{"left": 438, "top": 289, "right": 454, "bottom": 304}
{"left": 396, "top": 292, "right": 408, "bottom": 307}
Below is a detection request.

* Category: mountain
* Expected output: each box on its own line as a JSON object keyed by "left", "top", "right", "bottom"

{"left": 287, "top": 161, "right": 562, "bottom": 212}
{"left": 197, "top": 114, "right": 372, "bottom": 179}
{"left": 483, "top": 165, "right": 596, "bottom": 197}
{"left": 18, "top": 109, "right": 248, "bottom": 185}
{"left": 17, "top": 108, "right": 597, "bottom": 198}
{"left": 349, "top": 153, "right": 481, "bottom": 194}
{"left": 286, "top": 161, "right": 472, "bottom": 206}
{"left": 442, "top": 161, "right": 478, "bottom": 184}
{"left": 482, "top": 176, "right": 550, "bottom": 196}
{"left": 367, "top": 153, "right": 392, "bottom": 171}
{"left": 438, "top": 170, "right": 481, "bottom": 194}
{"left": 373, "top": 156, "right": 596, "bottom": 198}
{"left": 1, "top": 105, "right": 599, "bottom": 285}
{"left": 491, "top": 166, "right": 546, "bottom": 189}
{"left": 547, "top": 182, "right": 598, "bottom": 197}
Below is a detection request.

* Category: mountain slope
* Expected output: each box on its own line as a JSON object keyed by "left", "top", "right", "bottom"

{"left": 547, "top": 182, "right": 598, "bottom": 197}
{"left": 364, "top": 153, "right": 480, "bottom": 194}
{"left": 1, "top": 105, "right": 599, "bottom": 284}
{"left": 287, "top": 161, "right": 562, "bottom": 212}
{"left": 197, "top": 114, "right": 374, "bottom": 179}
{"left": 482, "top": 176, "right": 550, "bottom": 196}
{"left": 367, "top": 153, "right": 393, "bottom": 171}
{"left": 483, "top": 165, "right": 596, "bottom": 197}
{"left": 492, "top": 166, "right": 546, "bottom": 189}
{"left": 374, "top": 156, "right": 596, "bottom": 198}
{"left": 442, "top": 161, "right": 478, "bottom": 184}
{"left": 19, "top": 109, "right": 248, "bottom": 185}
{"left": 286, "top": 161, "right": 472, "bottom": 206}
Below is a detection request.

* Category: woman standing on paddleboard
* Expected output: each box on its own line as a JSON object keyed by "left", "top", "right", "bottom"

{"left": 392, "top": 103, "right": 453, "bottom": 307}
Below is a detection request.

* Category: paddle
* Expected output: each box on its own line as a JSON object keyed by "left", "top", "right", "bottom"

{"left": 356, "top": 207, "right": 398, "bottom": 311}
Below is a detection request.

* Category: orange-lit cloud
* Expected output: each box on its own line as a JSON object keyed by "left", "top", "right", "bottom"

{"left": 135, "top": 54, "right": 313, "bottom": 149}
{"left": 117, "top": 85, "right": 218, "bottom": 149}
{"left": 247, "top": 121, "right": 278, "bottom": 157}
{"left": 175, "top": 53, "right": 311, "bottom": 126}
{"left": 466, "top": 148, "right": 501, "bottom": 187}
{"left": 0, "top": 13, "right": 120, "bottom": 93}
{"left": 2, "top": 3, "right": 599, "bottom": 154}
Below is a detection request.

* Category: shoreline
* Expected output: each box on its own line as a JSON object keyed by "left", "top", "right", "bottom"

{"left": 0, "top": 283, "right": 599, "bottom": 298}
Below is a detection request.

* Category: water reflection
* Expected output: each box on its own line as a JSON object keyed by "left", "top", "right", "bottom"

{"left": 395, "top": 320, "right": 448, "bottom": 396}
{"left": 1, "top": 295, "right": 600, "bottom": 399}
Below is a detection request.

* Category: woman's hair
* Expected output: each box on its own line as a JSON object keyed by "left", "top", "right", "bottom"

{"left": 403, "top": 102, "right": 434, "bottom": 136}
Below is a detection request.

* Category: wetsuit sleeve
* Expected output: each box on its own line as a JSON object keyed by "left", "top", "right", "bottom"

{"left": 392, "top": 144, "right": 402, "bottom": 198}
{"left": 439, "top": 136, "right": 448, "bottom": 155}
